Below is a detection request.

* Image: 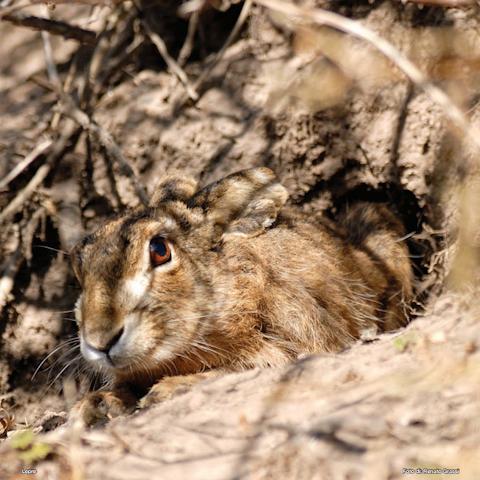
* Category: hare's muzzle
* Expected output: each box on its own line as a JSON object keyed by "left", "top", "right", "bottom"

{"left": 80, "top": 326, "right": 125, "bottom": 369}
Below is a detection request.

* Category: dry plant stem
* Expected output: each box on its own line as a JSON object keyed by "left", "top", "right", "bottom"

{"left": 93, "top": 19, "right": 143, "bottom": 99}
{"left": 94, "top": 35, "right": 144, "bottom": 105}
{"left": 88, "top": 24, "right": 117, "bottom": 83}
{"left": 42, "top": 20, "right": 63, "bottom": 127}
{"left": 77, "top": 4, "right": 106, "bottom": 28}
{"left": 53, "top": 30, "right": 148, "bottom": 205}
{"left": 142, "top": 19, "right": 198, "bottom": 101}
{"left": 2, "top": 12, "right": 96, "bottom": 44}
{"left": 0, "top": 139, "right": 52, "bottom": 190}
{"left": 80, "top": 7, "right": 127, "bottom": 104}
{"left": 42, "top": 28, "right": 62, "bottom": 89}
{"left": 400, "top": 0, "right": 476, "bottom": 5}
{"left": 0, "top": 121, "right": 78, "bottom": 225}
{"left": 60, "top": 97, "right": 149, "bottom": 205}
{"left": 51, "top": 54, "right": 79, "bottom": 129}
{"left": 255, "top": 0, "right": 480, "bottom": 156}
{"left": 0, "top": 0, "right": 35, "bottom": 19}
{"left": 178, "top": 10, "right": 200, "bottom": 67}
{"left": 192, "top": 0, "right": 252, "bottom": 92}
{"left": 0, "top": 163, "right": 51, "bottom": 224}
{"left": 42, "top": 0, "right": 112, "bottom": 3}
{"left": 41, "top": 5, "right": 66, "bottom": 128}
{"left": 0, "top": 0, "right": 112, "bottom": 17}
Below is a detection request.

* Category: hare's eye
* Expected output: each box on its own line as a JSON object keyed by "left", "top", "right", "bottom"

{"left": 149, "top": 236, "right": 171, "bottom": 267}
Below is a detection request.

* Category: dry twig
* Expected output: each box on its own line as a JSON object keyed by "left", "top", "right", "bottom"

{"left": 399, "top": 0, "right": 477, "bottom": 6}
{"left": 0, "top": 0, "right": 113, "bottom": 18}
{"left": 192, "top": 0, "right": 252, "bottom": 93}
{"left": 80, "top": 8, "right": 134, "bottom": 104}
{"left": 59, "top": 96, "right": 149, "bottom": 206}
{"left": 142, "top": 19, "right": 199, "bottom": 101}
{"left": 41, "top": 12, "right": 65, "bottom": 129}
{"left": 39, "top": 6, "right": 149, "bottom": 208}
{"left": 93, "top": 28, "right": 144, "bottom": 99}
{"left": 0, "top": 163, "right": 51, "bottom": 224}
{"left": 0, "top": 26, "right": 83, "bottom": 226}
{"left": 2, "top": 12, "right": 97, "bottom": 44}
{"left": 92, "top": 24, "right": 145, "bottom": 99}
{"left": 177, "top": 10, "right": 200, "bottom": 67}
{"left": 0, "top": 139, "right": 52, "bottom": 190}
{"left": 0, "top": 120, "right": 78, "bottom": 225}
{"left": 41, "top": 24, "right": 62, "bottom": 88}
{"left": 171, "top": 0, "right": 252, "bottom": 110}
{"left": 0, "top": 0, "right": 36, "bottom": 19}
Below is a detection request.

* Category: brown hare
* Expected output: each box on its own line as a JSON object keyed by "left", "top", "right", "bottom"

{"left": 70, "top": 167, "right": 412, "bottom": 425}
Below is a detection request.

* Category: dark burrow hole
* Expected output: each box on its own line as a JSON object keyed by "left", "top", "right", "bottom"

{"left": 39, "top": 3, "right": 246, "bottom": 105}
{"left": 136, "top": 2, "right": 245, "bottom": 72}
{"left": 331, "top": 182, "right": 442, "bottom": 310}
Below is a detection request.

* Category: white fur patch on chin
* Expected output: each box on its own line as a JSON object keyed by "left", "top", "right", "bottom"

{"left": 120, "top": 312, "right": 178, "bottom": 366}
{"left": 111, "top": 311, "right": 151, "bottom": 361}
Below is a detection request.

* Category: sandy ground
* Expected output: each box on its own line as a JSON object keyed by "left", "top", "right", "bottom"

{"left": 1, "top": 290, "right": 480, "bottom": 479}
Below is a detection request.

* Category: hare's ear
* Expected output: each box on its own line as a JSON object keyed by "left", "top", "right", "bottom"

{"left": 150, "top": 175, "right": 198, "bottom": 207}
{"left": 189, "top": 168, "right": 288, "bottom": 238}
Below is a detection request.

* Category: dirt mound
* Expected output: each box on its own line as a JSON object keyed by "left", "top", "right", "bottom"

{"left": 2, "top": 290, "right": 479, "bottom": 479}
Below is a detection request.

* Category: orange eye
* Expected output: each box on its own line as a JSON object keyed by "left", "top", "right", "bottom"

{"left": 149, "top": 236, "right": 172, "bottom": 267}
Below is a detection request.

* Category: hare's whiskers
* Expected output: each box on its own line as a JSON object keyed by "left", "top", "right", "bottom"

{"left": 32, "top": 338, "right": 79, "bottom": 379}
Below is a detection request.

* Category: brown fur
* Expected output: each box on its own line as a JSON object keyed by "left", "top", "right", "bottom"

{"left": 70, "top": 168, "right": 413, "bottom": 425}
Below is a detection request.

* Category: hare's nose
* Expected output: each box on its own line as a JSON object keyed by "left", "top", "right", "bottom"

{"left": 82, "top": 327, "right": 124, "bottom": 363}
{"left": 95, "top": 327, "right": 124, "bottom": 354}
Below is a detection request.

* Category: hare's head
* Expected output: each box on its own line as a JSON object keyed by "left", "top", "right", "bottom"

{"left": 71, "top": 168, "right": 288, "bottom": 377}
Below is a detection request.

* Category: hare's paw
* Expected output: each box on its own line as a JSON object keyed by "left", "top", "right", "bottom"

{"left": 70, "top": 391, "right": 133, "bottom": 427}
{"left": 139, "top": 373, "right": 217, "bottom": 409}
{"left": 139, "top": 377, "right": 193, "bottom": 409}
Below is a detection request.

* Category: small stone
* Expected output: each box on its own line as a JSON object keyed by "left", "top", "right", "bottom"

{"left": 429, "top": 331, "right": 446, "bottom": 344}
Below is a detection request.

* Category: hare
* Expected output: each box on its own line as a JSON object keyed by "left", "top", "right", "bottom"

{"left": 70, "top": 167, "right": 412, "bottom": 425}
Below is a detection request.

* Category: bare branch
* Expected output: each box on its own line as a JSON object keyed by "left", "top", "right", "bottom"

{"left": 0, "top": 0, "right": 114, "bottom": 19}
{"left": 58, "top": 97, "right": 149, "bottom": 206}
{"left": 0, "top": 163, "right": 51, "bottom": 224}
{"left": 192, "top": 0, "right": 252, "bottom": 93}
{"left": 0, "top": 140, "right": 52, "bottom": 190}
{"left": 142, "top": 19, "right": 199, "bottom": 101}
{"left": 0, "top": 119, "right": 78, "bottom": 225}
{"left": 42, "top": 0, "right": 113, "bottom": 3}
{"left": 41, "top": 24, "right": 62, "bottom": 88}
{"left": 2, "top": 13, "right": 97, "bottom": 44}
{"left": 400, "top": 0, "right": 477, "bottom": 6}
{"left": 0, "top": 0, "right": 36, "bottom": 19}
{"left": 177, "top": 10, "right": 200, "bottom": 67}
